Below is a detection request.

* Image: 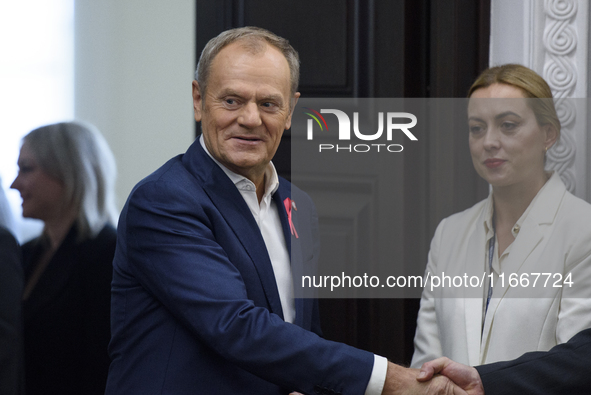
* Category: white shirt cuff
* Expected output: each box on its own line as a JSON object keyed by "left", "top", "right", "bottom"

{"left": 365, "top": 355, "right": 388, "bottom": 395}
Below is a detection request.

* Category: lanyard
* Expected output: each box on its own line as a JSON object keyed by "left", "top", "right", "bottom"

{"left": 485, "top": 234, "right": 495, "bottom": 316}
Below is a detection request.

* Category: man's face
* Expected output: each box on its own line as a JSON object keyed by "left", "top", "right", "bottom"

{"left": 193, "top": 42, "right": 299, "bottom": 183}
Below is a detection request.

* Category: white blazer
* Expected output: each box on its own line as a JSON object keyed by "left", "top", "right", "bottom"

{"left": 411, "top": 172, "right": 591, "bottom": 367}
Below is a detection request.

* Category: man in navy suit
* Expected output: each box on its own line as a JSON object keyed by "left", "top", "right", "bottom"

{"left": 106, "top": 26, "right": 458, "bottom": 395}
{"left": 416, "top": 328, "right": 591, "bottom": 394}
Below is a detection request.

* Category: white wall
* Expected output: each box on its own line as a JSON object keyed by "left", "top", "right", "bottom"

{"left": 0, "top": 0, "right": 75, "bottom": 241}
{"left": 74, "top": 0, "right": 195, "bottom": 210}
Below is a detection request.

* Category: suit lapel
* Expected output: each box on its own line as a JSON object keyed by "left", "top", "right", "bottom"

{"left": 498, "top": 173, "right": 565, "bottom": 280}
{"left": 274, "top": 182, "right": 307, "bottom": 328}
{"left": 273, "top": 182, "right": 292, "bottom": 257}
{"left": 183, "top": 140, "right": 285, "bottom": 319}
{"left": 480, "top": 218, "right": 544, "bottom": 361}
{"left": 481, "top": 172, "right": 566, "bottom": 360}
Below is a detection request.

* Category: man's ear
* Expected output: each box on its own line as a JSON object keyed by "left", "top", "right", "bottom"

{"left": 192, "top": 80, "right": 203, "bottom": 122}
{"left": 285, "top": 92, "right": 301, "bottom": 130}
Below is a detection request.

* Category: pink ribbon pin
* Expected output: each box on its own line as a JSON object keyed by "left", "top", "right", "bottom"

{"left": 283, "top": 198, "right": 298, "bottom": 239}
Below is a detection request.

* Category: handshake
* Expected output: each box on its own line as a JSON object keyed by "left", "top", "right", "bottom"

{"left": 383, "top": 359, "right": 484, "bottom": 395}
{"left": 290, "top": 358, "right": 484, "bottom": 395}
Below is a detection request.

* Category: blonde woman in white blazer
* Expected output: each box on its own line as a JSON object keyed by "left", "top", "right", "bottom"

{"left": 411, "top": 64, "right": 591, "bottom": 368}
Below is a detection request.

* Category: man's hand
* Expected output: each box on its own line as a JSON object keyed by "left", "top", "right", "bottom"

{"left": 416, "top": 358, "right": 484, "bottom": 395}
{"left": 381, "top": 362, "right": 468, "bottom": 395}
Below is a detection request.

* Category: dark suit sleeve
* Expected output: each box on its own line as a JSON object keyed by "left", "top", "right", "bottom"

{"left": 123, "top": 180, "right": 374, "bottom": 395}
{"left": 475, "top": 328, "right": 591, "bottom": 394}
{"left": 0, "top": 227, "right": 23, "bottom": 395}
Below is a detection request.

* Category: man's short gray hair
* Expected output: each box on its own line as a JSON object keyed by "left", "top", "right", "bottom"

{"left": 23, "top": 121, "right": 118, "bottom": 240}
{"left": 195, "top": 26, "right": 300, "bottom": 97}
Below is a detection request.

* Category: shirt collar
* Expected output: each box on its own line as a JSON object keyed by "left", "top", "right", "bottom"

{"left": 482, "top": 171, "right": 555, "bottom": 238}
{"left": 199, "top": 135, "right": 280, "bottom": 197}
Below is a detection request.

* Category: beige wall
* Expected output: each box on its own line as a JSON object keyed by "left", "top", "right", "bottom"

{"left": 74, "top": 0, "right": 196, "bottom": 211}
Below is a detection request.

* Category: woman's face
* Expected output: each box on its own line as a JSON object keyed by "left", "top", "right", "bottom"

{"left": 10, "top": 142, "right": 66, "bottom": 222}
{"left": 467, "top": 83, "right": 556, "bottom": 188}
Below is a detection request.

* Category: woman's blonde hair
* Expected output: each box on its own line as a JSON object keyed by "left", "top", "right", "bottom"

{"left": 469, "top": 64, "right": 561, "bottom": 139}
{"left": 23, "top": 121, "right": 117, "bottom": 240}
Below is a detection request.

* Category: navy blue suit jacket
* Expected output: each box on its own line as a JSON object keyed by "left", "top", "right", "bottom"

{"left": 106, "top": 139, "right": 374, "bottom": 394}
{"left": 476, "top": 328, "right": 591, "bottom": 394}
